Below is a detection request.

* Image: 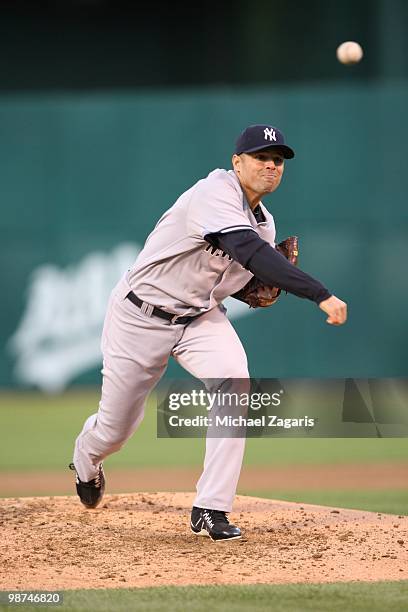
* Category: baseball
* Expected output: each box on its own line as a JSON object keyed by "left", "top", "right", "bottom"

{"left": 336, "top": 41, "right": 363, "bottom": 65}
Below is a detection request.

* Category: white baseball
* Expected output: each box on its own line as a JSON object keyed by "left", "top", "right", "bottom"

{"left": 336, "top": 41, "right": 363, "bottom": 65}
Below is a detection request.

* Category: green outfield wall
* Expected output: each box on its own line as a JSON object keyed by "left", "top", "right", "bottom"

{"left": 1, "top": 83, "right": 407, "bottom": 390}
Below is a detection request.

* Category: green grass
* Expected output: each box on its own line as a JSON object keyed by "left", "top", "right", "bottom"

{"left": 2, "top": 582, "right": 408, "bottom": 612}
{"left": 1, "top": 390, "right": 408, "bottom": 471}
{"left": 242, "top": 489, "right": 408, "bottom": 516}
{"left": 0, "top": 390, "right": 204, "bottom": 471}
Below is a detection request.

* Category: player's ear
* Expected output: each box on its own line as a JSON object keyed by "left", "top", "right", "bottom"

{"left": 232, "top": 154, "right": 241, "bottom": 172}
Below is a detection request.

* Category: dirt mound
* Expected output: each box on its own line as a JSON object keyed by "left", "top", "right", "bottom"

{"left": 1, "top": 493, "right": 407, "bottom": 590}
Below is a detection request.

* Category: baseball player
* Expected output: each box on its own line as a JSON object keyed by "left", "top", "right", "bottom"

{"left": 70, "top": 124, "right": 347, "bottom": 541}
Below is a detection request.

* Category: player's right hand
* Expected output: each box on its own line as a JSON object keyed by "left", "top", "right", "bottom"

{"left": 318, "top": 295, "right": 347, "bottom": 325}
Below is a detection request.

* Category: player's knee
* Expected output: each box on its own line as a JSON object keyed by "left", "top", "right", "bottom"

{"left": 205, "top": 373, "right": 250, "bottom": 397}
{"left": 234, "top": 367, "right": 250, "bottom": 379}
{"left": 218, "top": 367, "right": 249, "bottom": 379}
{"left": 214, "top": 354, "right": 249, "bottom": 380}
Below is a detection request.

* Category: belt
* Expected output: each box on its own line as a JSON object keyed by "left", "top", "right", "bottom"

{"left": 126, "top": 291, "right": 203, "bottom": 325}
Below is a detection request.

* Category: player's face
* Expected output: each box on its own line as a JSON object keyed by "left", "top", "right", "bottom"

{"left": 232, "top": 148, "right": 285, "bottom": 202}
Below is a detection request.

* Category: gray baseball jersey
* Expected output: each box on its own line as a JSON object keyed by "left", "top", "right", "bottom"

{"left": 73, "top": 168, "right": 274, "bottom": 513}
{"left": 128, "top": 169, "right": 276, "bottom": 315}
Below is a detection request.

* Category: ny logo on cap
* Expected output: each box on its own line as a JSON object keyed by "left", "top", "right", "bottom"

{"left": 264, "top": 127, "right": 277, "bottom": 142}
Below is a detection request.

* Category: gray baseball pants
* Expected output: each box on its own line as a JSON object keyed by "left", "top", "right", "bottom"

{"left": 73, "top": 275, "right": 249, "bottom": 512}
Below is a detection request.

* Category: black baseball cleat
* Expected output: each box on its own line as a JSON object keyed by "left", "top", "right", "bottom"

{"left": 69, "top": 463, "right": 105, "bottom": 509}
{"left": 190, "top": 506, "right": 242, "bottom": 541}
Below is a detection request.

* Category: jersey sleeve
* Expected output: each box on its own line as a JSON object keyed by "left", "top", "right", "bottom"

{"left": 186, "top": 171, "right": 255, "bottom": 239}
{"left": 212, "top": 230, "right": 332, "bottom": 304}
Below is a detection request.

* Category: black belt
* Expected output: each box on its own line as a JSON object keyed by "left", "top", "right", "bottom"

{"left": 126, "top": 291, "right": 203, "bottom": 325}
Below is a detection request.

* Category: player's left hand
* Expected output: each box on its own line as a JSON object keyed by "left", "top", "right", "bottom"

{"left": 231, "top": 235, "right": 299, "bottom": 308}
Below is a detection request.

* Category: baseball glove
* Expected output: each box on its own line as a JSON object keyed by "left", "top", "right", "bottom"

{"left": 232, "top": 236, "right": 299, "bottom": 308}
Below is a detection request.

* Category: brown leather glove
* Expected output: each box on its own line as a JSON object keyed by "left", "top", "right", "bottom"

{"left": 232, "top": 236, "right": 299, "bottom": 308}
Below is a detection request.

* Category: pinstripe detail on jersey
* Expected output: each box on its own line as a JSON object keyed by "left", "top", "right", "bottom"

{"left": 218, "top": 225, "right": 257, "bottom": 234}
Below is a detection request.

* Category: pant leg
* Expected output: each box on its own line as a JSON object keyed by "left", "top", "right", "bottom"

{"left": 73, "top": 277, "right": 182, "bottom": 482}
{"left": 172, "top": 305, "right": 250, "bottom": 512}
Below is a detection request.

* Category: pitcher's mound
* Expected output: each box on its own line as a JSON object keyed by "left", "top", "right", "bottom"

{"left": 1, "top": 492, "right": 407, "bottom": 590}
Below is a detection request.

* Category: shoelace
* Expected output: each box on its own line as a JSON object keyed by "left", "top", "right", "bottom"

{"left": 94, "top": 468, "right": 102, "bottom": 488}
{"left": 203, "top": 510, "right": 229, "bottom": 529}
{"left": 211, "top": 510, "right": 229, "bottom": 524}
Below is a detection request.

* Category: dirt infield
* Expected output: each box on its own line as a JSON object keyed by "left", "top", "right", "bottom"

{"left": 1, "top": 492, "right": 407, "bottom": 590}
{"left": 1, "top": 462, "right": 408, "bottom": 497}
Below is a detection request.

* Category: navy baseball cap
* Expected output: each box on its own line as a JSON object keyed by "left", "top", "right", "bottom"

{"left": 234, "top": 124, "right": 295, "bottom": 159}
